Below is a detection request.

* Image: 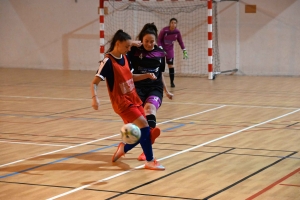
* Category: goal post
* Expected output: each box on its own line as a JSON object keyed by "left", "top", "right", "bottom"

{"left": 208, "top": 0, "right": 214, "bottom": 79}
{"left": 98, "top": 0, "right": 235, "bottom": 78}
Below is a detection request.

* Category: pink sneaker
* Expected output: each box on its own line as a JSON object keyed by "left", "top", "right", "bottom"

{"left": 112, "top": 142, "right": 125, "bottom": 162}
{"left": 137, "top": 152, "right": 146, "bottom": 161}
{"left": 150, "top": 127, "right": 160, "bottom": 144}
{"left": 145, "top": 159, "right": 165, "bottom": 170}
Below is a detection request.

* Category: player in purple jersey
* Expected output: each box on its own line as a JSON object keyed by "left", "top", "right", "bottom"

{"left": 128, "top": 23, "right": 173, "bottom": 161}
{"left": 157, "top": 18, "right": 188, "bottom": 88}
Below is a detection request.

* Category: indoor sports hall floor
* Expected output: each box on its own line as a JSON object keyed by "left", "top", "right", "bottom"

{"left": 0, "top": 68, "right": 299, "bottom": 200}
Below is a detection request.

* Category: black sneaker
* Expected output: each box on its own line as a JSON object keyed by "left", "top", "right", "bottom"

{"left": 171, "top": 82, "right": 175, "bottom": 88}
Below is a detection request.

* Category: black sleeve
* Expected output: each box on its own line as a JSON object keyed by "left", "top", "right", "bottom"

{"left": 160, "top": 56, "right": 166, "bottom": 72}
{"left": 127, "top": 46, "right": 137, "bottom": 70}
{"left": 156, "top": 47, "right": 166, "bottom": 73}
{"left": 96, "top": 58, "right": 114, "bottom": 92}
{"left": 125, "top": 54, "right": 133, "bottom": 71}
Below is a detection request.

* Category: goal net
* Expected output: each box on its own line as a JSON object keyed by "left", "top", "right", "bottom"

{"left": 102, "top": 0, "right": 220, "bottom": 77}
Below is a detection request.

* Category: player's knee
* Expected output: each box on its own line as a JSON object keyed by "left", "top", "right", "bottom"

{"left": 144, "top": 103, "right": 157, "bottom": 115}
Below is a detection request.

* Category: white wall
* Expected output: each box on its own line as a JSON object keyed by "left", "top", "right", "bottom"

{"left": 0, "top": 0, "right": 299, "bottom": 75}
{"left": 218, "top": 0, "right": 300, "bottom": 76}
{"left": 0, "top": 0, "right": 99, "bottom": 70}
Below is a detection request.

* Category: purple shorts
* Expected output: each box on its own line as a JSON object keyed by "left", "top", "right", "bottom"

{"left": 145, "top": 95, "right": 161, "bottom": 110}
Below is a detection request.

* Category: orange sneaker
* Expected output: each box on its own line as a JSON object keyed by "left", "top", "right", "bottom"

{"left": 112, "top": 142, "right": 125, "bottom": 162}
{"left": 150, "top": 127, "right": 160, "bottom": 144}
{"left": 137, "top": 152, "right": 146, "bottom": 161}
{"left": 145, "top": 159, "right": 165, "bottom": 170}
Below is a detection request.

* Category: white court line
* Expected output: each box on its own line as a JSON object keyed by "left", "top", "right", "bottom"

{"left": 0, "top": 95, "right": 298, "bottom": 110}
{"left": 0, "top": 106, "right": 225, "bottom": 168}
{"left": 167, "top": 102, "right": 298, "bottom": 110}
{"left": 157, "top": 105, "right": 226, "bottom": 124}
{"left": 0, "top": 95, "right": 88, "bottom": 101}
{"left": 0, "top": 135, "right": 118, "bottom": 168}
{"left": 47, "top": 108, "right": 300, "bottom": 200}
{"left": 0, "top": 140, "right": 69, "bottom": 147}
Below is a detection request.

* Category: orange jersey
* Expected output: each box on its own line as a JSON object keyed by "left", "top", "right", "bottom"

{"left": 106, "top": 54, "right": 142, "bottom": 114}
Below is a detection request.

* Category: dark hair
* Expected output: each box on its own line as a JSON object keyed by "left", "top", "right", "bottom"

{"left": 106, "top": 29, "right": 131, "bottom": 53}
{"left": 169, "top": 18, "right": 178, "bottom": 23}
{"left": 137, "top": 23, "right": 158, "bottom": 41}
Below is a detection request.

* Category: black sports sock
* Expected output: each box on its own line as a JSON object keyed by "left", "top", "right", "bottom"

{"left": 169, "top": 68, "right": 175, "bottom": 83}
{"left": 146, "top": 114, "right": 156, "bottom": 128}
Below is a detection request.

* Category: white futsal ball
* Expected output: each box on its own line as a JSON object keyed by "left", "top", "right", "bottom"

{"left": 120, "top": 123, "right": 141, "bottom": 144}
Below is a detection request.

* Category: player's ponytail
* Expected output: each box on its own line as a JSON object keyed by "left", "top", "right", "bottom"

{"left": 138, "top": 22, "right": 158, "bottom": 41}
{"left": 106, "top": 29, "right": 131, "bottom": 53}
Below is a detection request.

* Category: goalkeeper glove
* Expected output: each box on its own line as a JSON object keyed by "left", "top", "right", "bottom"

{"left": 183, "top": 50, "right": 188, "bottom": 59}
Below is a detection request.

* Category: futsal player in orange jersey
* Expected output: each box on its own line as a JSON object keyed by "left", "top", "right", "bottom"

{"left": 90, "top": 29, "right": 165, "bottom": 170}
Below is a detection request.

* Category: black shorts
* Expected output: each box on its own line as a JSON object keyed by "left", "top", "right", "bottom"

{"left": 135, "top": 87, "right": 163, "bottom": 106}
{"left": 166, "top": 57, "right": 174, "bottom": 65}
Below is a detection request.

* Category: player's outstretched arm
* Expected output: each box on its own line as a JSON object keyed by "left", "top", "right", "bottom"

{"left": 131, "top": 40, "right": 142, "bottom": 47}
{"left": 161, "top": 73, "right": 173, "bottom": 99}
{"left": 132, "top": 73, "right": 157, "bottom": 82}
{"left": 177, "top": 30, "right": 186, "bottom": 50}
{"left": 91, "top": 76, "right": 101, "bottom": 110}
{"left": 157, "top": 29, "right": 164, "bottom": 47}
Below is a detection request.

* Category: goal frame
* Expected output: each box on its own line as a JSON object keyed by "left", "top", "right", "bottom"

{"left": 98, "top": 0, "right": 232, "bottom": 79}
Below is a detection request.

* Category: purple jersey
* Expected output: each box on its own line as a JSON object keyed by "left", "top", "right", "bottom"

{"left": 157, "top": 26, "right": 185, "bottom": 59}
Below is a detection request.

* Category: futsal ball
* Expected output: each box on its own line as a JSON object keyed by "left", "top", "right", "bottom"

{"left": 120, "top": 123, "right": 141, "bottom": 144}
